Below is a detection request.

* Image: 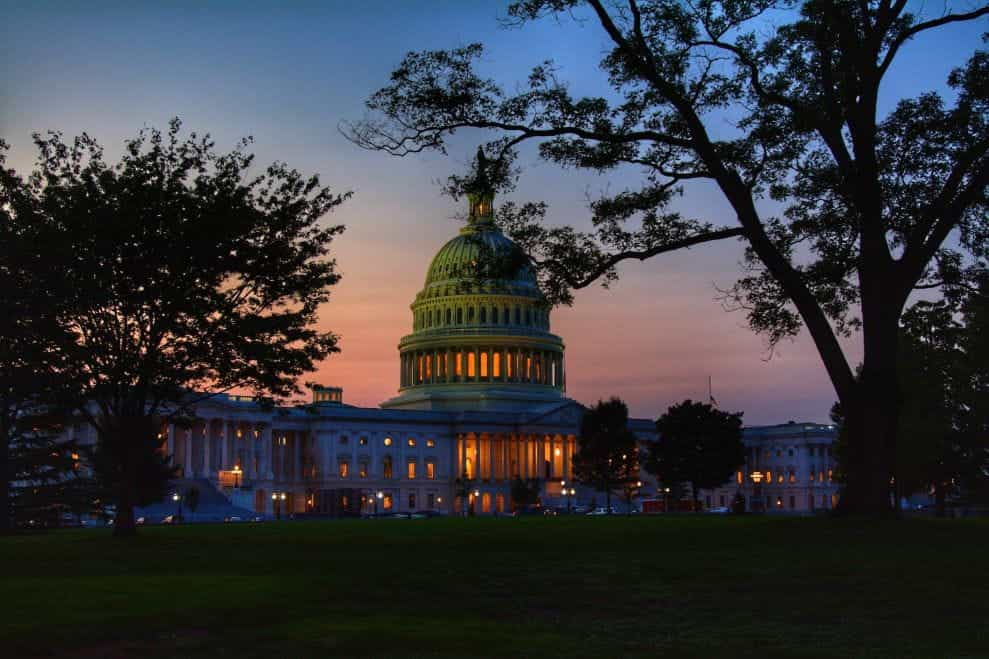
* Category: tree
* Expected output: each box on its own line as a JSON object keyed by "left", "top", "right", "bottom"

{"left": 509, "top": 476, "right": 541, "bottom": 511}
{"left": 646, "top": 400, "right": 744, "bottom": 508}
{"left": 0, "top": 141, "right": 86, "bottom": 532}
{"left": 348, "top": 1, "right": 989, "bottom": 515}
{"left": 14, "top": 120, "right": 348, "bottom": 535}
{"left": 572, "top": 398, "right": 641, "bottom": 514}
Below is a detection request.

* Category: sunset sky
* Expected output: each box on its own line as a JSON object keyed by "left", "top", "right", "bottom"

{"left": 3, "top": 1, "right": 983, "bottom": 423}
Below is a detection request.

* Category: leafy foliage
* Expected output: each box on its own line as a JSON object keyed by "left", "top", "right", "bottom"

{"left": 9, "top": 119, "right": 348, "bottom": 534}
{"left": 572, "top": 398, "right": 641, "bottom": 512}
{"left": 646, "top": 399, "right": 744, "bottom": 503}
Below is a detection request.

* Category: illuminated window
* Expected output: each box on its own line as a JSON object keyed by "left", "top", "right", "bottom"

{"left": 480, "top": 352, "right": 488, "bottom": 377}
{"left": 809, "top": 470, "right": 816, "bottom": 482}
{"left": 426, "top": 439, "right": 435, "bottom": 448}
{"left": 766, "top": 470, "right": 772, "bottom": 482}
{"left": 493, "top": 352, "right": 501, "bottom": 377}
{"left": 507, "top": 353, "right": 514, "bottom": 378}
{"left": 819, "top": 470, "right": 825, "bottom": 482}
{"left": 338, "top": 461, "right": 349, "bottom": 478}
{"left": 383, "top": 493, "right": 393, "bottom": 510}
{"left": 465, "top": 457, "right": 474, "bottom": 480}
{"left": 426, "top": 461, "right": 435, "bottom": 480}
{"left": 383, "top": 456, "right": 393, "bottom": 479}
{"left": 828, "top": 469, "right": 833, "bottom": 481}
{"left": 407, "top": 461, "right": 416, "bottom": 479}
{"left": 788, "top": 471, "right": 796, "bottom": 483}
{"left": 383, "top": 437, "right": 393, "bottom": 447}
{"left": 455, "top": 352, "right": 463, "bottom": 376}
{"left": 359, "top": 461, "right": 368, "bottom": 478}
{"left": 407, "top": 437, "right": 416, "bottom": 448}
{"left": 736, "top": 470, "right": 743, "bottom": 484}
{"left": 468, "top": 352, "right": 476, "bottom": 377}
{"left": 777, "top": 473, "right": 784, "bottom": 484}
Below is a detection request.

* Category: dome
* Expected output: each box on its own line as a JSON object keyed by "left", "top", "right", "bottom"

{"left": 380, "top": 148, "right": 567, "bottom": 412}
{"left": 424, "top": 225, "right": 539, "bottom": 291}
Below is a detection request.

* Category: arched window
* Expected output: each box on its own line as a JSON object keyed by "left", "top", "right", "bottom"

{"left": 446, "top": 308, "right": 452, "bottom": 324}
{"left": 383, "top": 456, "right": 393, "bottom": 479}
{"left": 515, "top": 306, "right": 521, "bottom": 324}
{"left": 468, "top": 306, "right": 475, "bottom": 322}
{"left": 480, "top": 307, "right": 487, "bottom": 323}
{"left": 502, "top": 307, "right": 509, "bottom": 324}
{"left": 525, "top": 309, "right": 532, "bottom": 325}
{"left": 457, "top": 307, "right": 463, "bottom": 324}
{"left": 480, "top": 352, "right": 488, "bottom": 378}
{"left": 468, "top": 352, "right": 476, "bottom": 378}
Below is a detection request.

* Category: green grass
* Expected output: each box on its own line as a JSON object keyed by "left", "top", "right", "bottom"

{"left": 1, "top": 516, "right": 987, "bottom": 658}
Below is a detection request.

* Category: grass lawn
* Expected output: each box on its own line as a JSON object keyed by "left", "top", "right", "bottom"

{"left": 1, "top": 515, "right": 987, "bottom": 658}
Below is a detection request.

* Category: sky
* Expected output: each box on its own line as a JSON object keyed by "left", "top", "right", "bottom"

{"left": 3, "top": 1, "right": 984, "bottom": 424}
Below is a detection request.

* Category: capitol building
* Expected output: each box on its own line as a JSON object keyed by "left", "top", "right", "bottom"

{"left": 60, "top": 167, "right": 839, "bottom": 519}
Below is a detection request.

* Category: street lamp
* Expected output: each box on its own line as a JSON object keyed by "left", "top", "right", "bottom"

{"left": 750, "top": 471, "right": 764, "bottom": 513}
{"left": 473, "top": 489, "right": 480, "bottom": 516}
{"left": 436, "top": 496, "right": 443, "bottom": 513}
{"left": 564, "top": 487, "right": 576, "bottom": 513}
{"left": 375, "top": 490, "right": 383, "bottom": 515}
{"left": 172, "top": 492, "right": 182, "bottom": 519}
{"left": 232, "top": 465, "right": 242, "bottom": 489}
{"left": 272, "top": 491, "right": 286, "bottom": 520}
{"left": 664, "top": 486, "right": 672, "bottom": 513}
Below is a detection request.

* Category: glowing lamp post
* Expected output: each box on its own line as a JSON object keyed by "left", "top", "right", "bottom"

{"left": 172, "top": 492, "right": 182, "bottom": 519}
{"left": 375, "top": 490, "right": 383, "bottom": 515}
{"left": 232, "top": 465, "right": 242, "bottom": 489}
{"left": 272, "top": 491, "right": 286, "bottom": 520}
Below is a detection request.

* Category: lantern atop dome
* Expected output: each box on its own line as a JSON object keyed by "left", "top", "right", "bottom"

{"left": 466, "top": 146, "right": 495, "bottom": 227}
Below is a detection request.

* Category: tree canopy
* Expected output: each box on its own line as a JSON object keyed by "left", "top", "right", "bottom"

{"left": 5, "top": 120, "right": 348, "bottom": 534}
{"left": 572, "top": 397, "right": 641, "bottom": 513}
{"left": 646, "top": 399, "right": 744, "bottom": 504}
{"left": 349, "top": 0, "right": 989, "bottom": 514}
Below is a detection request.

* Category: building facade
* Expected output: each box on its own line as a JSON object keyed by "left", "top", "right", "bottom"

{"left": 701, "top": 422, "right": 840, "bottom": 513}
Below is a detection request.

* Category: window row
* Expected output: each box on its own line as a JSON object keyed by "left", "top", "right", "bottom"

{"left": 413, "top": 303, "right": 549, "bottom": 331}
{"left": 337, "top": 456, "right": 437, "bottom": 480}
{"left": 337, "top": 436, "right": 436, "bottom": 449}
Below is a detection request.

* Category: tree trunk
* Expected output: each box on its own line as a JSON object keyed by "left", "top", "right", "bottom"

{"left": 835, "top": 291, "right": 901, "bottom": 516}
{"left": 0, "top": 425, "right": 10, "bottom": 534}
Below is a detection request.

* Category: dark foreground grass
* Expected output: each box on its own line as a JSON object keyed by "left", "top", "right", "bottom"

{"left": 1, "top": 516, "right": 987, "bottom": 658}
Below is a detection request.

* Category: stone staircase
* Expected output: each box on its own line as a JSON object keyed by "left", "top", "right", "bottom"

{"left": 135, "top": 477, "right": 256, "bottom": 523}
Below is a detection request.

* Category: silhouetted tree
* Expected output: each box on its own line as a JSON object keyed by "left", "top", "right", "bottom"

{"left": 509, "top": 476, "right": 541, "bottom": 512}
{"left": 349, "top": 1, "right": 989, "bottom": 515}
{"left": 647, "top": 400, "right": 744, "bottom": 507}
{"left": 14, "top": 119, "right": 348, "bottom": 535}
{"left": 0, "top": 142, "right": 85, "bottom": 532}
{"left": 834, "top": 281, "right": 989, "bottom": 514}
{"left": 572, "top": 398, "right": 640, "bottom": 514}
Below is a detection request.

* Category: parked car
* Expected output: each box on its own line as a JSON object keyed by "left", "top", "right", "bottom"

{"left": 587, "top": 507, "right": 617, "bottom": 516}
{"left": 706, "top": 506, "right": 731, "bottom": 515}
{"left": 161, "top": 515, "right": 183, "bottom": 524}
{"left": 223, "top": 516, "right": 243, "bottom": 523}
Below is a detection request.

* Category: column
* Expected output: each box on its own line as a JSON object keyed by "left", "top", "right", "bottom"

{"left": 294, "top": 432, "right": 302, "bottom": 481}
{"left": 183, "top": 429, "right": 193, "bottom": 477}
{"left": 563, "top": 435, "right": 571, "bottom": 481}
{"left": 166, "top": 424, "right": 176, "bottom": 463}
{"left": 220, "top": 421, "right": 231, "bottom": 470}
{"left": 263, "top": 425, "right": 274, "bottom": 479}
{"left": 201, "top": 422, "right": 212, "bottom": 478}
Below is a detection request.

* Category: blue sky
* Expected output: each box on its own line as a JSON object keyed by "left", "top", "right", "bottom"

{"left": 3, "top": 1, "right": 985, "bottom": 422}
